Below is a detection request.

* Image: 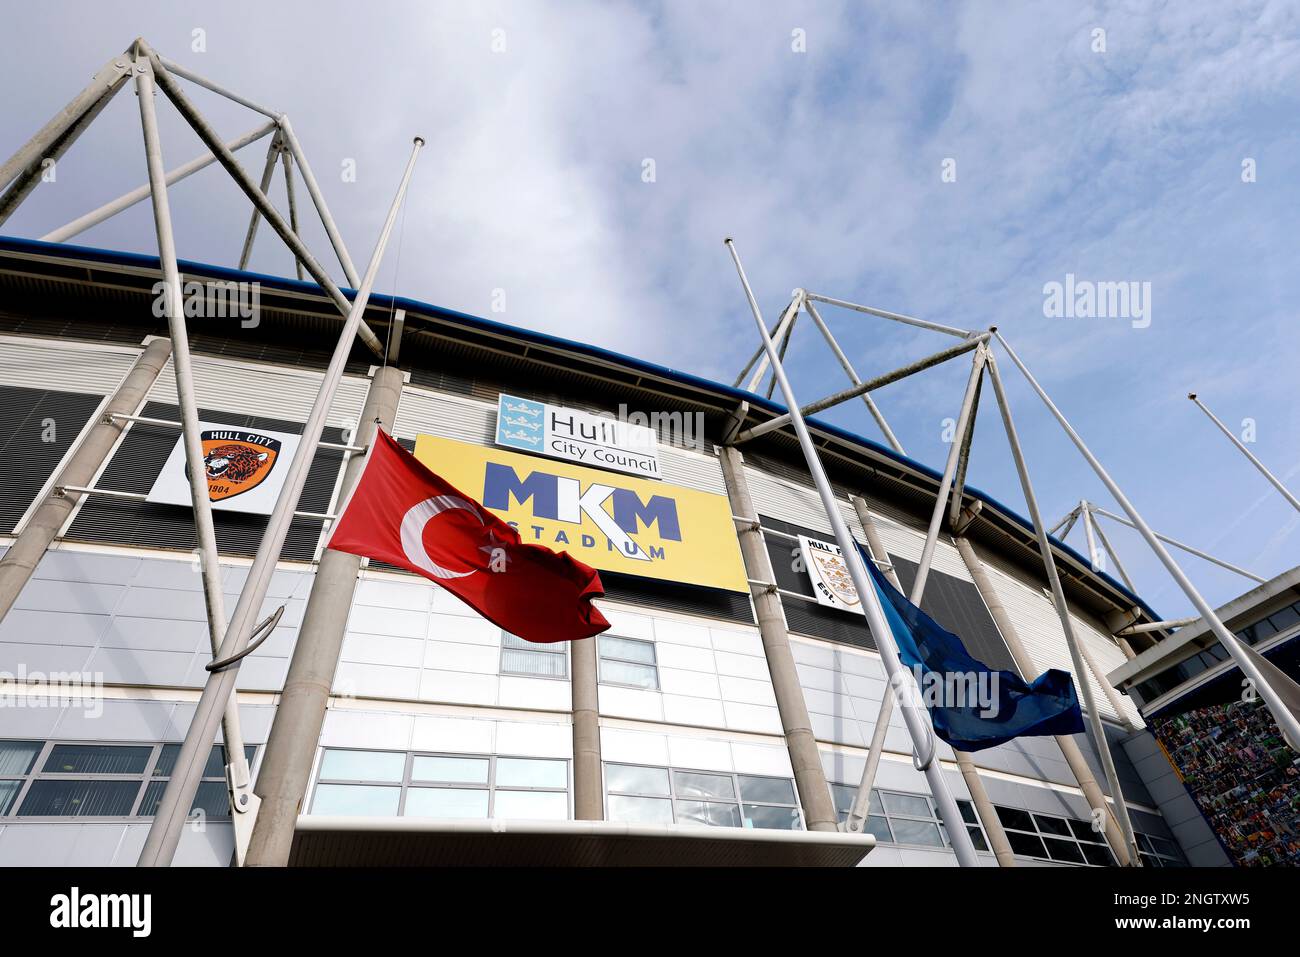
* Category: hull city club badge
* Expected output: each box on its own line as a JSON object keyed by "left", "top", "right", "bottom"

{"left": 798, "top": 534, "right": 865, "bottom": 615}
{"left": 147, "top": 422, "right": 301, "bottom": 516}
{"left": 199, "top": 430, "right": 281, "bottom": 501}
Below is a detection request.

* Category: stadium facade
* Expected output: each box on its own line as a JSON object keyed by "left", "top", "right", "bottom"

{"left": 0, "top": 235, "right": 1231, "bottom": 867}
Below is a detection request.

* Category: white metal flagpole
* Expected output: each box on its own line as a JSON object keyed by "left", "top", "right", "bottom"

{"left": 997, "top": 335, "right": 1300, "bottom": 763}
{"left": 724, "top": 238, "right": 979, "bottom": 866}
{"left": 137, "top": 135, "right": 425, "bottom": 867}
{"left": 1188, "top": 393, "right": 1300, "bottom": 514}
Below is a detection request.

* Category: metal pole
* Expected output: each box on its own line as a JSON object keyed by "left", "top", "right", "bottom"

{"left": 719, "top": 447, "right": 839, "bottom": 831}
{"left": 279, "top": 117, "right": 361, "bottom": 288}
{"left": 280, "top": 147, "right": 306, "bottom": 281}
{"left": 1189, "top": 393, "right": 1300, "bottom": 513}
{"left": 134, "top": 52, "right": 253, "bottom": 836}
{"left": 997, "top": 334, "right": 1300, "bottom": 756}
{"left": 141, "top": 45, "right": 384, "bottom": 358}
{"left": 0, "top": 81, "right": 126, "bottom": 228}
{"left": 138, "top": 135, "right": 425, "bottom": 867}
{"left": 1089, "top": 506, "right": 1137, "bottom": 593}
{"left": 725, "top": 238, "right": 979, "bottom": 865}
{"left": 1089, "top": 506, "right": 1266, "bottom": 584}
{"left": 733, "top": 311, "right": 790, "bottom": 389}
{"left": 764, "top": 309, "right": 799, "bottom": 400}
{"left": 953, "top": 534, "right": 1136, "bottom": 865}
{"left": 41, "top": 121, "right": 276, "bottom": 243}
{"left": 983, "top": 350, "right": 1142, "bottom": 864}
{"left": 0, "top": 54, "right": 132, "bottom": 192}
{"left": 735, "top": 333, "right": 989, "bottom": 444}
{"left": 803, "top": 299, "right": 905, "bottom": 455}
{"left": 0, "top": 339, "right": 172, "bottom": 622}
{"left": 745, "top": 296, "right": 800, "bottom": 393}
{"left": 238, "top": 137, "right": 281, "bottom": 272}
{"left": 1048, "top": 506, "right": 1081, "bottom": 538}
{"left": 157, "top": 55, "right": 279, "bottom": 118}
{"left": 804, "top": 292, "right": 973, "bottom": 339}
{"left": 848, "top": 496, "right": 1015, "bottom": 865}
{"left": 244, "top": 365, "right": 404, "bottom": 866}
{"left": 1080, "top": 499, "right": 1102, "bottom": 572}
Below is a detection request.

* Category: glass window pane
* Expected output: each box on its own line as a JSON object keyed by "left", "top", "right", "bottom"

{"left": 599, "top": 635, "right": 656, "bottom": 664}
{"left": 996, "top": 806, "right": 1036, "bottom": 832}
{"left": 494, "top": 790, "right": 568, "bottom": 820}
{"left": 677, "top": 800, "right": 742, "bottom": 828}
{"left": 43, "top": 744, "right": 151, "bottom": 775}
{"left": 154, "top": 744, "right": 231, "bottom": 779}
{"left": 868, "top": 790, "right": 884, "bottom": 815}
{"left": 673, "top": 770, "right": 735, "bottom": 801}
{"left": 1081, "top": 842, "right": 1116, "bottom": 867}
{"left": 743, "top": 803, "right": 801, "bottom": 830}
{"left": 830, "top": 783, "right": 855, "bottom": 813}
{"left": 1069, "top": 817, "right": 1106, "bottom": 842}
{"left": 0, "top": 741, "right": 41, "bottom": 776}
{"left": 608, "top": 794, "right": 673, "bottom": 824}
{"left": 190, "top": 781, "right": 233, "bottom": 819}
{"left": 0, "top": 780, "right": 24, "bottom": 814}
{"left": 1273, "top": 605, "right": 1300, "bottom": 632}
{"left": 1033, "top": 814, "right": 1072, "bottom": 837}
{"left": 18, "top": 780, "right": 140, "bottom": 817}
{"left": 410, "top": 755, "right": 489, "bottom": 785}
{"left": 501, "top": 648, "right": 567, "bottom": 677}
{"left": 1136, "top": 832, "right": 1154, "bottom": 853}
{"left": 890, "top": 818, "right": 943, "bottom": 847}
{"left": 864, "top": 815, "right": 892, "bottom": 842}
{"left": 1151, "top": 836, "right": 1181, "bottom": 859}
{"left": 967, "top": 825, "right": 989, "bottom": 852}
{"left": 310, "top": 783, "right": 401, "bottom": 816}
{"left": 503, "top": 632, "right": 553, "bottom": 651}
{"left": 957, "top": 800, "right": 978, "bottom": 825}
{"left": 738, "top": 776, "right": 795, "bottom": 805}
{"left": 881, "top": 791, "right": 931, "bottom": 818}
{"left": 1006, "top": 830, "right": 1048, "bottom": 858}
{"left": 404, "top": 787, "right": 488, "bottom": 818}
{"left": 317, "top": 749, "right": 406, "bottom": 783}
{"left": 599, "top": 659, "right": 658, "bottom": 689}
{"left": 605, "top": 764, "right": 669, "bottom": 796}
{"left": 496, "top": 758, "right": 567, "bottom": 789}
{"left": 1044, "top": 837, "right": 1086, "bottom": 863}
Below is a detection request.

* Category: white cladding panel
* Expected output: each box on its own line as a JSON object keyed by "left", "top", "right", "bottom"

{"left": 0, "top": 335, "right": 139, "bottom": 395}
{"left": 394, "top": 385, "right": 727, "bottom": 494}
{"left": 147, "top": 353, "right": 369, "bottom": 430}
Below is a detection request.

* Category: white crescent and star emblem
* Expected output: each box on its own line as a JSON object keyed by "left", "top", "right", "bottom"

{"left": 399, "top": 495, "right": 484, "bottom": 580}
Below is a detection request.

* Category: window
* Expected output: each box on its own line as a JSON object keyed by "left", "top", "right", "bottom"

{"left": 0, "top": 740, "right": 257, "bottom": 819}
{"left": 501, "top": 632, "right": 568, "bottom": 678}
{"left": 830, "top": 783, "right": 988, "bottom": 851}
{"left": 597, "top": 635, "right": 659, "bottom": 690}
{"left": 1137, "top": 831, "right": 1186, "bottom": 867}
{"left": 995, "top": 805, "right": 1116, "bottom": 866}
{"left": 604, "top": 763, "right": 801, "bottom": 830}
{"left": 310, "top": 749, "right": 569, "bottom": 820}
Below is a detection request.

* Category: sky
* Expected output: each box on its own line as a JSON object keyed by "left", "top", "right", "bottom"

{"left": 3, "top": 1, "right": 1299, "bottom": 618}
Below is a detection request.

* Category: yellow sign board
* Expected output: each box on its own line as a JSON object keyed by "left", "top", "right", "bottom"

{"left": 414, "top": 434, "right": 748, "bottom": 592}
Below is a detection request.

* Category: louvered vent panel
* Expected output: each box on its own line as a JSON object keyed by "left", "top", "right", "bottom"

{"left": 0, "top": 385, "right": 105, "bottom": 533}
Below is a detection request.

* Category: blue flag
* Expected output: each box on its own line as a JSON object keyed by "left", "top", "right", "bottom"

{"left": 858, "top": 544, "right": 1085, "bottom": 752}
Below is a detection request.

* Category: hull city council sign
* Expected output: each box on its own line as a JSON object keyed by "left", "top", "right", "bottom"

{"left": 415, "top": 434, "right": 747, "bottom": 592}
{"left": 147, "top": 423, "right": 300, "bottom": 516}
{"left": 495, "top": 393, "right": 661, "bottom": 480}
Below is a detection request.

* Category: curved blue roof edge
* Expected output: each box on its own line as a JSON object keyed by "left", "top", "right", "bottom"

{"left": 0, "top": 233, "right": 1159, "bottom": 619}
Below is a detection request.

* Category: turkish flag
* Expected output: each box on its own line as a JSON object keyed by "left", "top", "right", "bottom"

{"left": 327, "top": 430, "right": 609, "bottom": 643}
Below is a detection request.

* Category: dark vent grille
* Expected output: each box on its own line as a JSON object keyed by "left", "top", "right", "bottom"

{"left": 65, "top": 401, "right": 344, "bottom": 562}
{"left": 0, "top": 385, "right": 105, "bottom": 533}
{"left": 600, "top": 572, "right": 753, "bottom": 625}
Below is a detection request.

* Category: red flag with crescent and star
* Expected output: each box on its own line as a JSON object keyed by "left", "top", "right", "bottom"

{"left": 326, "top": 430, "right": 610, "bottom": 643}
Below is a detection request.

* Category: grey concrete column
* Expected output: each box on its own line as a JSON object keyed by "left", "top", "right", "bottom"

{"left": 571, "top": 635, "right": 602, "bottom": 819}
{"left": 0, "top": 337, "right": 172, "bottom": 623}
{"left": 718, "top": 446, "right": 838, "bottom": 831}
{"left": 849, "top": 495, "right": 1016, "bottom": 866}
{"left": 953, "top": 534, "right": 1134, "bottom": 866}
{"left": 244, "top": 365, "right": 404, "bottom": 867}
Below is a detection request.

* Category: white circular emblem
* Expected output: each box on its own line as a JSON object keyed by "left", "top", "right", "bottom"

{"left": 399, "top": 495, "right": 483, "bottom": 580}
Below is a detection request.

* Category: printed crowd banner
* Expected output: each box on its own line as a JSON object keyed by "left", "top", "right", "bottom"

{"left": 147, "top": 423, "right": 301, "bottom": 516}
{"left": 798, "top": 534, "right": 864, "bottom": 614}
{"left": 413, "top": 433, "right": 747, "bottom": 591}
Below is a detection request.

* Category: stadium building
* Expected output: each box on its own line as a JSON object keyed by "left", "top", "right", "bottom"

{"left": 0, "top": 233, "right": 1238, "bottom": 867}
